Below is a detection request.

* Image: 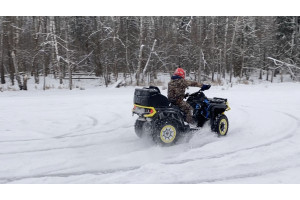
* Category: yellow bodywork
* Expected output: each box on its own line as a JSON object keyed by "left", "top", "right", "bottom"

{"left": 226, "top": 101, "right": 231, "bottom": 111}
{"left": 133, "top": 104, "right": 157, "bottom": 117}
{"left": 222, "top": 101, "right": 231, "bottom": 114}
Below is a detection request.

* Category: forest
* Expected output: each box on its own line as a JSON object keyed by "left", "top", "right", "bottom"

{"left": 0, "top": 16, "right": 300, "bottom": 90}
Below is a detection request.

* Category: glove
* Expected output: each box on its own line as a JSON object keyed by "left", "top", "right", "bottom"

{"left": 201, "top": 84, "right": 211, "bottom": 91}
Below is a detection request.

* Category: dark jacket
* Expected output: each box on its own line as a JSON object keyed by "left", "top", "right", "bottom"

{"left": 168, "top": 75, "right": 203, "bottom": 103}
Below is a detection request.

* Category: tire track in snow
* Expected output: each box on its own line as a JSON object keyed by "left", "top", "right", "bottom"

{"left": 54, "top": 116, "right": 98, "bottom": 138}
{"left": 0, "top": 125, "right": 134, "bottom": 155}
{"left": 2, "top": 105, "right": 298, "bottom": 183}
{"left": 0, "top": 115, "right": 98, "bottom": 143}
{"left": 2, "top": 151, "right": 300, "bottom": 184}
{"left": 102, "top": 111, "right": 123, "bottom": 126}
{"left": 0, "top": 143, "right": 100, "bottom": 156}
{"left": 164, "top": 109, "right": 300, "bottom": 165}
{"left": 0, "top": 117, "right": 132, "bottom": 144}
{"left": 0, "top": 166, "right": 140, "bottom": 184}
{"left": 1, "top": 106, "right": 296, "bottom": 160}
{"left": 59, "top": 124, "right": 133, "bottom": 139}
{"left": 175, "top": 160, "right": 300, "bottom": 184}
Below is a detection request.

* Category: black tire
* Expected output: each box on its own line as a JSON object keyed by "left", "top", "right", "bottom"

{"left": 134, "top": 120, "right": 153, "bottom": 138}
{"left": 211, "top": 114, "right": 229, "bottom": 136}
{"left": 152, "top": 119, "right": 181, "bottom": 146}
{"left": 134, "top": 120, "right": 145, "bottom": 138}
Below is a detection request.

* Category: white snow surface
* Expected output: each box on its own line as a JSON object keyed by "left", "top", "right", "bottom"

{"left": 1, "top": 82, "right": 300, "bottom": 183}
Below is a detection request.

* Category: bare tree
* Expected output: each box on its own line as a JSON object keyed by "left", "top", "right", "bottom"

{"left": 0, "top": 17, "right": 5, "bottom": 84}
{"left": 136, "top": 17, "right": 144, "bottom": 86}
{"left": 142, "top": 39, "right": 157, "bottom": 82}
{"left": 0, "top": 16, "right": 299, "bottom": 90}
{"left": 49, "top": 16, "right": 63, "bottom": 84}
{"left": 230, "top": 16, "right": 239, "bottom": 83}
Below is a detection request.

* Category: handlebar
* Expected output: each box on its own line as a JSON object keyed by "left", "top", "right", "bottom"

{"left": 184, "top": 89, "right": 203, "bottom": 99}
{"left": 184, "top": 85, "right": 210, "bottom": 99}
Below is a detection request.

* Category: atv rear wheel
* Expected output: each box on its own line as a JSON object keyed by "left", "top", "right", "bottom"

{"left": 134, "top": 120, "right": 146, "bottom": 138}
{"left": 212, "top": 114, "right": 229, "bottom": 136}
{"left": 153, "top": 120, "right": 180, "bottom": 146}
{"left": 134, "top": 120, "right": 153, "bottom": 138}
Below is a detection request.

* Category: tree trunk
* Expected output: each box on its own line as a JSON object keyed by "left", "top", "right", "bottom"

{"left": 259, "top": 69, "right": 262, "bottom": 79}
{"left": 218, "top": 49, "right": 222, "bottom": 81}
{"left": 142, "top": 39, "right": 157, "bottom": 81}
{"left": 211, "top": 16, "right": 215, "bottom": 82}
{"left": 64, "top": 17, "right": 72, "bottom": 90}
{"left": 23, "top": 74, "right": 28, "bottom": 90}
{"left": 136, "top": 45, "right": 144, "bottom": 86}
{"left": 50, "top": 16, "right": 63, "bottom": 84}
{"left": 230, "top": 17, "right": 239, "bottom": 83}
{"left": 11, "top": 50, "right": 23, "bottom": 89}
{"left": 104, "top": 65, "right": 109, "bottom": 87}
{"left": 271, "top": 70, "right": 274, "bottom": 83}
{"left": 291, "top": 17, "right": 296, "bottom": 57}
{"left": 125, "top": 18, "right": 132, "bottom": 84}
{"left": 136, "top": 17, "right": 144, "bottom": 86}
{"left": 43, "top": 62, "right": 46, "bottom": 90}
{"left": 32, "top": 16, "right": 43, "bottom": 84}
{"left": 0, "top": 59, "right": 4, "bottom": 84}
{"left": 68, "top": 64, "right": 72, "bottom": 90}
{"left": 198, "top": 50, "right": 202, "bottom": 83}
{"left": 0, "top": 23, "right": 5, "bottom": 84}
{"left": 240, "top": 32, "right": 245, "bottom": 79}
{"left": 114, "top": 54, "right": 118, "bottom": 81}
{"left": 5, "top": 17, "right": 15, "bottom": 86}
{"left": 223, "top": 17, "right": 229, "bottom": 79}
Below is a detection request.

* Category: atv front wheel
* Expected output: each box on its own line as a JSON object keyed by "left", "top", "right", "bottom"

{"left": 153, "top": 120, "right": 180, "bottom": 146}
{"left": 212, "top": 114, "right": 229, "bottom": 136}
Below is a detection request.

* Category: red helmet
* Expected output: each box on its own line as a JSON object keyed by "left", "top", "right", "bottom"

{"left": 174, "top": 68, "right": 185, "bottom": 79}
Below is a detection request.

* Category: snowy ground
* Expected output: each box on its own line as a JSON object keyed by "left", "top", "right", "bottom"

{"left": 0, "top": 82, "right": 300, "bottom": 183}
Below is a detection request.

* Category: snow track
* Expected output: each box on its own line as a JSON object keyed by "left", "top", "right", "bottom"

{"left": 0, "top": 115, "right": 98, "bottom": 143}
{"left": 0, "top": 83, "right": 300, "bottom": 183}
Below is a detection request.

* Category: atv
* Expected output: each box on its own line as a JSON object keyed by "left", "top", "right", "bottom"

{"left": 132, "top": 86, "right": 230, "bottom": 146}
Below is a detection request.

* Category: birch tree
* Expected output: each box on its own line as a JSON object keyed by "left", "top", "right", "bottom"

{"left": 64, "top": 17, "right": 72, "bottom": 90}
{"left": 223, "top": 17, "right": 229, "bottom": 79}
{"left": 49, "top": 16, "right": 63, "bottom": 84}
{"left": 230, "top": 16, "right": 239, "bottom": 83}
{"left": 0, "top": 17, "right": 5, "bottom": 84}
{"left": 0, "top": 16, "right": 299, "bottom": 89}
{"left": 135, "top": 17, "right": 144, "bottom": 86}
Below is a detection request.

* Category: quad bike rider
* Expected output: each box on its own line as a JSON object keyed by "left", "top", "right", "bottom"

{"left": 168, "top": 67, "right": 211, "bottom": 125}
{"left": 132, "top": 69, "right": 231, "bottom": 146}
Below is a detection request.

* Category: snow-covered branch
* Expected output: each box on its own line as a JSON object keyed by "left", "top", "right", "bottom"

{"left": 153, "top": 51, "right": 169, "bottom": 72}
{"left": 267, "top": 57, "right": 300, "bottom": 69}
{"left": 100, "top": 36, "right": 125, "bottom": 48}
{"left": 267, "top": 57, "right": 300, "bottom": 79}
{"left": 10, "top": 24, "right": 24, "bottom": 32}
{"left": 185, "top": 16, "right": 193, "bottom": 32}
{"left": 76, "top": 50, "right": 94, "bottom": 66}
{"left": 87, "top": 27, "right": 113, "bottom": 40}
